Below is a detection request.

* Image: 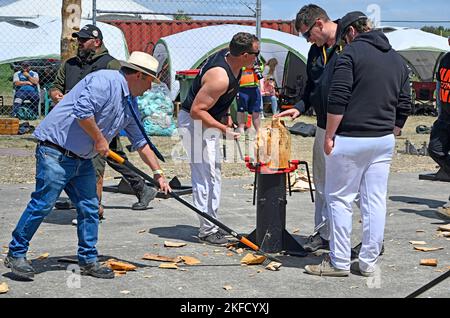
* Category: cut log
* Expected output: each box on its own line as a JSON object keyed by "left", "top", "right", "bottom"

{"left": 255, "top": 118, "right": 291, "bottom": 169}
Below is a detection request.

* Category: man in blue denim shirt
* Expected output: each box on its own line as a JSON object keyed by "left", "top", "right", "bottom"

{"left": 5, "top": 52, "right": 170, "bottom": 280}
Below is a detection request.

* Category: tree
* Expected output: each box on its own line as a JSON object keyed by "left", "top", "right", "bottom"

{"left": 61, "top": 0, "right": 81, "bottom": 61}
{"left": 421, "top": 26, "right": 450, "bottom": 37}
{"left": 173, "top": 10, "right": 192, "bottom": 21}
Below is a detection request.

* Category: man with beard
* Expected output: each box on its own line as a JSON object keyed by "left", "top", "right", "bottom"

{"left": 49, "top": 25, "right": 157, "bottom": 221}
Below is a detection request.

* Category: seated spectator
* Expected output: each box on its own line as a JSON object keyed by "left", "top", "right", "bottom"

{"left": 261, "top": 76, "right": 279, "bottom": 115}
{"left": 12, "top": 62, "right": 40, "bottom": 119}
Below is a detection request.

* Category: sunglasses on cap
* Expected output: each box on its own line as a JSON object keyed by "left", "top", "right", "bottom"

{"left": 302, "top": 20, "right": 318, "bottom": 40}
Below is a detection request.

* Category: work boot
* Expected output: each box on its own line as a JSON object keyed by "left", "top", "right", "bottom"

{"left": 80, "top": 261, "right": 114, "bottom": 279}
{"left": 199, "top": 232, "right": 228, "bottom": 246}
{"left": 303, "top": 233, "right": 329, "bottom": 252}
{"left": 304, "top": 255, "right": 349, "bottom": 277}
{"left": 131, "top": 185, "right": 157, "bottom": 210}
{"left": 351, "top": 242, "right": 385, "bottom": 260}
{"left": 55, "top": 197, "right": 75, "bottom": 210}
{"left": 4, "top": 254, "right": 35, "bottom": 279}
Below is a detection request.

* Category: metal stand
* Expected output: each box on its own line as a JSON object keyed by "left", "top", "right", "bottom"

{"left": 242, "top": 158, "right": 313, "bottom": 257}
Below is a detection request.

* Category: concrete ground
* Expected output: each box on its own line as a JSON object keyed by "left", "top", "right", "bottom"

{"left": 0, "top": 172, "right": 449, "bottom": 299}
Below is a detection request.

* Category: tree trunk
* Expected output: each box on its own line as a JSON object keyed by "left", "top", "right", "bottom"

{"left": 61, "top": 0, "right": 82, "bottom": 61}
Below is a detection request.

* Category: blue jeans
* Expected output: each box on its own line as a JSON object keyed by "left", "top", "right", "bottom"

{"left": 12, "top": 90, "right": 40, "bottom": 117}
{"left": 263, "top": 95, "right": 278, "bottom": 114}
{"left": 8, "top": 144, "right": 99, "bottom": 265}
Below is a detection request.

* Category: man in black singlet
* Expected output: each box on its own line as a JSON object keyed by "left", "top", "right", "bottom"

{"left": 178, "top": 32, "right": 260, "bottom": 245}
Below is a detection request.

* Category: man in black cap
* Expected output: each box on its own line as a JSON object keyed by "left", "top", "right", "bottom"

{"left": 49, "top": 24, "right": 157, "bottom": 221}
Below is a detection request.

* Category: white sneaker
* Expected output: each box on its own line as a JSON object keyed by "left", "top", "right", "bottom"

{"left": 71, "top": 219, "right": 77, "bottom": 226}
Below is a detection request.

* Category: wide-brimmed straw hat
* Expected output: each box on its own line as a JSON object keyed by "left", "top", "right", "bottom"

{"left": 120, "top": 51, "right": 160, "bottom": 82}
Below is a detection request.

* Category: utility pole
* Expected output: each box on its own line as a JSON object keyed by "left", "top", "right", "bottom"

{"left": 256, "top": 0, "right": 261, "bottom": 40}
{"left": 61, "top": 0, "right": 81, "bottom": 61}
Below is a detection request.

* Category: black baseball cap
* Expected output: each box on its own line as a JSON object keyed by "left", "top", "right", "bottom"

{"left": 337, "top": 11, "right": 368, "bottom": 43}
{"left": 72, "top": 24, "right": 103, "bottom": 40}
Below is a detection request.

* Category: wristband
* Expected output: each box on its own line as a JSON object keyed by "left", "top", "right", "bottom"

{"left": 153, "top": 169, "right": 164, "bottom": 176}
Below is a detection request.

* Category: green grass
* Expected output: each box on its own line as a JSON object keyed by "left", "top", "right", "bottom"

{"left": 0, "top": 63, "right": 13, "bottom": 96}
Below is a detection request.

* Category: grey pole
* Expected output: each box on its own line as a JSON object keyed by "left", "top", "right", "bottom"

{"left": 92, "top": 0, "right": 97, "bottom": 25}
{"left": 256, "top": 0, "right": 261, "bottom": 39}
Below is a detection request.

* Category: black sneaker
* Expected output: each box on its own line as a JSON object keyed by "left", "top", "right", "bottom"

{"left": 217, "top": 228, "right": 234, "bottom": 238}
{"left": 4, "top": 254, "right": 35, "bottom": 279}
{"left": 199, "top": 232, "right": 228, "bottom": 246}
{"left": 132, "top": 185, "right": 157, "bottom": 210}
{"left": 303, "top": 233, "right": 329, "bottom": 252}
{"left": 55, "top": 197, "right": 75, "bottom": 210}
{"left": 80, "top": 262, "right": 114, "bottom": 279}
{"left": 351, "top": 242, "right": 385, "bottom": 260}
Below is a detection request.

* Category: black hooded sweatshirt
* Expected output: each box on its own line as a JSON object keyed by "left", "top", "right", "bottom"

{"left": 327, "top": 30, "right": 411, "bottom": 137}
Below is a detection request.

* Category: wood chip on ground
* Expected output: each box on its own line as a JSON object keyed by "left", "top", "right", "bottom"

{"left": 409, "top": 241, "right": 427, "bottom": 245}
{"left": 142, "top": 253, "right": 181, "bottom": 263}
{"left": 420, "top": 259, "right": 438, "bottom": 266}
{"left": 159, "top": 263, "right": 179, "bottom": 269}
{"left": 0, "top": 282, "right": 8, "bottom": 294}
{"left": 114, "top": 270, "right": 127, "bottom": 277}
{"left": 414, "top": 246, "right": 444, "bottom": 252}
{"left": 265, "top": 261, "right": 282, "bottom": 271}
{"left": 105, "top": 259, "right": 137, "bottom": 271}
{"left": 179, "top": 256, "right": 201, "bottom": 265}
{"left": 164, "top": 241, "right": 187, "bottom": 248}
{"left": 240, "top": 253, "right": 266, "bottom": 265}
{"left": 438, "top": 224, "right": 450, "bottom": 231}
{"left": 36, "top": 252, "right": 49, "bottom": 260}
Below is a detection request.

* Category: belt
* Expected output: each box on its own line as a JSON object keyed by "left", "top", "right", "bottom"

{"left": 39, "top": 140, "right": 83, "bottom": 159}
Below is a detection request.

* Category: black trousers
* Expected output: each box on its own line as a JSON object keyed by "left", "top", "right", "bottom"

{"left": 428, "top": 117, "right": 450, "bottom": 175}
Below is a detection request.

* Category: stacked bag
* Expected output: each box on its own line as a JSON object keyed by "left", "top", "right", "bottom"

{"left": 137, "top": 82, "right": 176, "bottom": 137}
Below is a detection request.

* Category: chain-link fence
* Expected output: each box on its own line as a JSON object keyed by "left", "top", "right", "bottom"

{"left": 0, "top": 0, "right": 264, "bottom": 119}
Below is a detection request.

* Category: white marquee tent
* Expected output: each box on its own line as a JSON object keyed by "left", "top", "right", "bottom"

{"left": 0, "top": 16, "right": 129, "bottom": 63}
{"left": 384, "top": 28, "right": 449, "bottom": 81}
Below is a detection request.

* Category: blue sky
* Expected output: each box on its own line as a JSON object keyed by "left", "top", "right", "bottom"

{"left": 261, "top": 0, "right": 450, "bottom": 28}
{"left": 0, "top": 0, "right": 448, "bottom": 29}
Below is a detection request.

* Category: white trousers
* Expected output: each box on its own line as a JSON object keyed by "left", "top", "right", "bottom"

{"left": 312, "top": 127, "right": 329, "bottom": 239}
{"left": 178, "top": 110, "right": 222, "bottom": 237}
{"left": 325, "top": 134, "right": 395, "bottom": 272}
